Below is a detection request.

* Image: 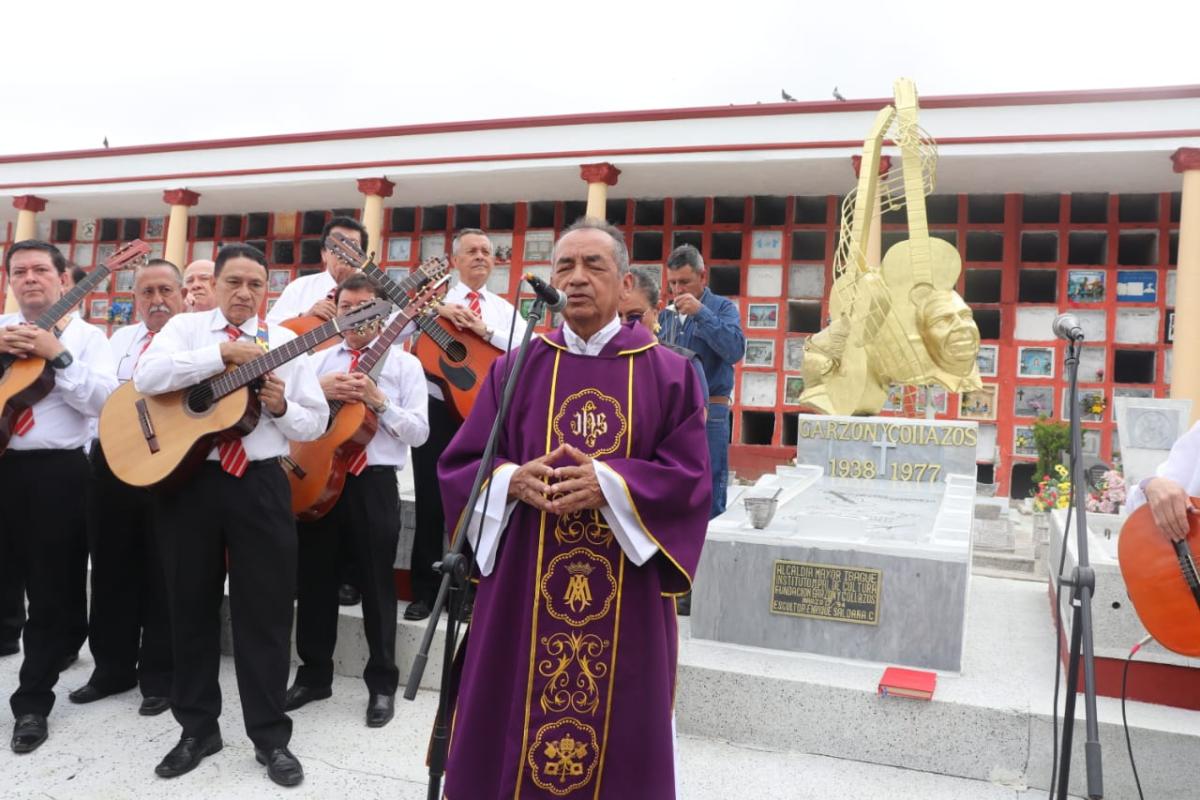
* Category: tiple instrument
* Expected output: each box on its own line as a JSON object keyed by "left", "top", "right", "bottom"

{"left": 0, "top": 239, "right": 150, "bottom": 455}
{"left": 1117, "top": 500, "right": 1200, "bottom": 657}
{"left": 285, "top": 267, "right": 449, "bottom": 520}
{"left": 98, "top": 299, "right": 392, "bottom": 488}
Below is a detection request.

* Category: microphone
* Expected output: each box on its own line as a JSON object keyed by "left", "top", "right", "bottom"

{"left": 1052, "top": 313, "right": 1085, "bottom": 341}
{"left": 523, "top": 273, "right": 567, "bottom": 312}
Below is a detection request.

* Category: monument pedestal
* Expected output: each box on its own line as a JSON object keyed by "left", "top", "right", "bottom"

{"left": 693, "top": 415, "right": 979, "bottom": 672}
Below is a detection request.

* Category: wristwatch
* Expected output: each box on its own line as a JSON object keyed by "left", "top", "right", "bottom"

{"left": 50, "top": 350, "right": 74, "bottom": 370}
{"left": 370, "top": 397, "right": 390, "bottom": 415}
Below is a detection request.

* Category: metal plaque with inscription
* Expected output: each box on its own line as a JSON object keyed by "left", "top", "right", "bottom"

{"left": 770, "top": 560, "right": 882, "bottom": 625}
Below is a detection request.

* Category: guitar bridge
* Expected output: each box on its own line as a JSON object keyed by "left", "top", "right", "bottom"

{"left": 135, "top": 398, "right": 161, "bottom": 454}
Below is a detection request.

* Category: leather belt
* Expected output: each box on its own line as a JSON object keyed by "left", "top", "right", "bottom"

{"left": 707, "top": 396, "right": 732, "bottom": 407}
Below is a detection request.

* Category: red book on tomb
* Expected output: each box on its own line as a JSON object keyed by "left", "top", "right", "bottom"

{"left": 877, "top": 666, "right": 936, "bottom": 701}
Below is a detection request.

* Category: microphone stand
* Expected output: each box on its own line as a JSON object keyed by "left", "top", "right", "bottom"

{"left": 402, "top": 295, "right": 548, "bottom": 800}
{"left": 1055, "top": 335, "right": 1104, "bottom": 799}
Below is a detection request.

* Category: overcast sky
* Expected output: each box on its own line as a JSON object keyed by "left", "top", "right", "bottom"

{"left": 5, "top": 0, "right": 1195, "bottom": 155}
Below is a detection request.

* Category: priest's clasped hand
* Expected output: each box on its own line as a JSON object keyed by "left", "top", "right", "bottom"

{"left": 508, "top": 443, "right": 603, "bottom": 516}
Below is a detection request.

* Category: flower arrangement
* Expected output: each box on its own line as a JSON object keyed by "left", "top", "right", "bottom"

{"left": 1080, "top": 391, "right": 1107, "bottom": 418}
{"left": 1033, "top": 464, "right": 1072, "bottom": 511}
{"left": 1086, "top": 470, "right": 1126, "bottom": 514}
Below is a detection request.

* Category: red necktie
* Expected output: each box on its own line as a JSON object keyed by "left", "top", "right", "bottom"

{"left": 132, "top": 330, "right": 156, "bottom": 372}
{"left": 217, "top": 325, "right": 250, "bottom": 477}
{"left": 13, "top": 408, "right": 34, "bottom": 437}
{"left": 467, "top": 291, "right": 482, "bottom": 318}
{"left": 346, "top": 347, "right": 369, "bottom": 476}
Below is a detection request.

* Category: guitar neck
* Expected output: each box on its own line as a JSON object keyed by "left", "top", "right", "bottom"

{"left": 33, "top": 263, "right": 113, "bottom": 331}
{"left": 361, "top": 261, "right": 425, "bottom": 308}
{"left": 209, "top": 316, "right": 352, "bottom": 399}
{"left": 894, "top": 79, "right": 934, "bottom": 285}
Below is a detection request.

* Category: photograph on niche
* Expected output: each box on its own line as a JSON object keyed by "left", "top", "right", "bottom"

{"left": 1013, "top": 385, "right": 1054, "bottom": 418}
{"left": 268, "top": 270, "right": 290, "bottom": 293}
{"left": 1017, "top": 346, "right": 1055, "bottom": 379}
{"left": 744, "top": 339, "right": 775, "bottom": 368}
{"left": 784, "top": 376, "right": 805, "bottom": 405}
{"left": 747, "top": 303, "right": 779, "bottom": 329}
{"left": 975, "top": 344, "right": 998, "bottom": 377}
{"left": 959, "top": 384, "right": 998, "bottom": 421}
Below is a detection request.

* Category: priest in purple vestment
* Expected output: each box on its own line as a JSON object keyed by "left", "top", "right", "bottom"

{"left": 438, "top": 218, "right": 711, "bottom": 799}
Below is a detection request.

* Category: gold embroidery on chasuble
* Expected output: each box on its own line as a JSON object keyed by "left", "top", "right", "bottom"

{"left": 520, "top": 359, "right": 636, "bottom": 797}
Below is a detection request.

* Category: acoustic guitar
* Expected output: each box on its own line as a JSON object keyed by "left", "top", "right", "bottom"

{"left": 0, "top": 239, "right": 150, "bottom": 455}
{"left": 286, "top": 267, "right": 449, "bottom": 520}
{"left": 98, "top": 299, "right": 392, "bottom": 488}
{"left": 1117, "top": 499, "right": 1200, "bottom": 657}
{"left": 282, "top": 234, "right": 448, "bottom": 350}
{"left": 323, "top": 231, "right": 503, "bottom": 421}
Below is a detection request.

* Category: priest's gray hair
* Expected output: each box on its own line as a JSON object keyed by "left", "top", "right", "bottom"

{"left": 556, "top": 217, "right": 630, "bottom": 274}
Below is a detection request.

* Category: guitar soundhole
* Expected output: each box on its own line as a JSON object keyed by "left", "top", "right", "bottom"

{"left": 445, "top": 341, "right": 468, "bottom": 362}
{"left": 186, "top": 386, "right": 215, "bottom": 414}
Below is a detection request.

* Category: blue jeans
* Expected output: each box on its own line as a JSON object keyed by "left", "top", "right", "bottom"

{"left": 706, "top": 403, "right": 730, "bottom": 519}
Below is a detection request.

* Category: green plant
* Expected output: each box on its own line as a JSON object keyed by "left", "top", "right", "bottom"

{"left": 1032, "top": 416, "right": 1070, "bottom": 482}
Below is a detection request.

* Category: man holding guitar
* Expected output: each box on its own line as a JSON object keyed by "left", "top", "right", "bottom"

{"left": 0, "top": 240, "right": 118, "bottom": 754}
{"left": 266, "top": 216, "right": 366, "bottom": 327}
{"left": 407, "top": 227, "right": 525, "bottom": 621}
{"left": 1127, "top": 422, "right": 1200, "bottom": 543}
{"left": 70, "top": 259, "right": 183, "bottom": 717}
{"left": 286, "top": 273, "right": 429, "bottom": 728}
{"left": 133, "top": 244, "right": 328, "bottom": 786}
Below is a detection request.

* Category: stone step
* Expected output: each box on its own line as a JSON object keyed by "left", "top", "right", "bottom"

{"left": 972, "top": 549, "right": 1037, "bottom": 574}
{"left": 220, "top": 576, "right": 1198, "bottom": 800}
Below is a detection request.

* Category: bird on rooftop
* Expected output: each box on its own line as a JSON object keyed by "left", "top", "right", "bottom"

{"left": 833, "top": 87, "right": 847, "bottom": 101}
{"left": 781, "top": 89, "right": 797, "bottom": 102}
{"left": 103, "top": 136, "right": 109, "bottom": 148}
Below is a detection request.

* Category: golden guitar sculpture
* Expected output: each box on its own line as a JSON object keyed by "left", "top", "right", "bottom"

{"left": 99, "top": 299, "right": 392, "bottom": 488}
{"left": 286, "top": 268, "right": 448, "bottom": 521}
{"left": 0, "top": 239, "right": 149, "bottom": 455}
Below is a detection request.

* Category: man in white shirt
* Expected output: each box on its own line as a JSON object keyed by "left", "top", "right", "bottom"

{"left": 265, "top": 216, "right": 366, "bottom": 326}
{"left": 285, "top": 273, "right": 428, "bottom": 728}
{"left": 70, "top": 259, "right": 182, "bottom": 717}
{"left": 182, "top": 259, "right": 216, "bottom": 312}
{"left": 1126, "top": 420, "right": 1200, "bottom": 542}
{"left": 0, "top": 240, "right": 118, "bottom": 754}
{"left": 134, "top": 243, "right": 328, "bottom": 787}
{"left": 406, "top": 227, "right": 526, "bottom": 621}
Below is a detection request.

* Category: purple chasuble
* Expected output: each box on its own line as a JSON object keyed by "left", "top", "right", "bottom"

{"left": 438, "top": 320, "right": 710, "bottom": 799}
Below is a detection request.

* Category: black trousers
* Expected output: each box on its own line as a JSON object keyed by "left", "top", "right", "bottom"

{"left": 0, "top": 542, "right": 24, "bottom": 647}
{"left": 295, "top": 467, "right": 400, "bottom": 695}
{"left": 410, "top": 397, "right": 459, "bottom": 605}
{"left": 0, "top": 448, "right": 90, "bottom": 717}
{"left": 155, "top": 461, "right": 296, "bottom": 750}
{"left": 84, "top": 443, "right": 172, "bottom": 697}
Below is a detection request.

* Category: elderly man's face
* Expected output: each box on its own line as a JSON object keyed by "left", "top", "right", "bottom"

{"left": 134, "top": 265, "right": 184, "bottom": 333}
{"left": 452, "top": 233, "right": 494, "bottom": 291}
{"left": 215, "top": 257, "right": 268, "bottom": 327}
{"left": 183, "top": 260, "right": 215, "bottom": 311}
{"left": 619, "top": 287, "right": 656, "bottom": 333}
{"left": 919, "top": 291, "right": 980, "bottom": 376}
{"left": 666, "top": 265, "right": 705, "bottom": 301}
{"left": 552, "top": 229, "right": 632, "bottom": 339}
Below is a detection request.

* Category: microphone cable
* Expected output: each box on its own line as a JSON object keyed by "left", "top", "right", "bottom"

{"left": 1121, "top": 635, "right": 1151, "bottom": 800}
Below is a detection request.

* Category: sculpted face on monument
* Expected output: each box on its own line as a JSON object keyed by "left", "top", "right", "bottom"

{"left": 917, "top": 290, "right": 979, "bottom": 377}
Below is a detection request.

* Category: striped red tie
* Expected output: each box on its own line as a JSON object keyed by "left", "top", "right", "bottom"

{"left": 132, "top": 330, "right": 156, "bottom": 372}
{"left": 467, "top": 291, "right": 482, "bottom": 317}
{"left": 217, "top": 324, "right": 250, "bottom": 477}
{"left": 13, "top": 408, "right": 34, "bottom": 437}
{"left": 346, "top": 347, "right": 368, "bottom": 475}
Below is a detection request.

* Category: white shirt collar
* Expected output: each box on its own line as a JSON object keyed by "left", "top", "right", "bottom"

{"left": 562, "top": 315, "right": 622, "bottom": 356}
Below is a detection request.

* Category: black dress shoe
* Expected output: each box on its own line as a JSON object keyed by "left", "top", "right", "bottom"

{"left": 0, "top": 640, "right": 18, "bottom": 657}
{"left": 155, "top": 732, "right": 223, "bottom": 778}
{"left": 11, "top": 714, "right": 47, "bottom": 754}
{"left": 255, "top": 746, "right": 304, "bottom": 787}
{"left": 337, "top": 584, "right": 361, "bottom": 606}
{"left": 403, "top": 600, "right": 432, "bottom": 621}
{"left": 68, "top": 683, "right": 131, "bottom": 704}
{"left": 139, "top": 696, "right": 171, "bottom": 716}
{"left": 283, "top": 684, "right": 331, "bottom": 711}
{"left": 366, "top": 693, "right": 395, "bottom": 728}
